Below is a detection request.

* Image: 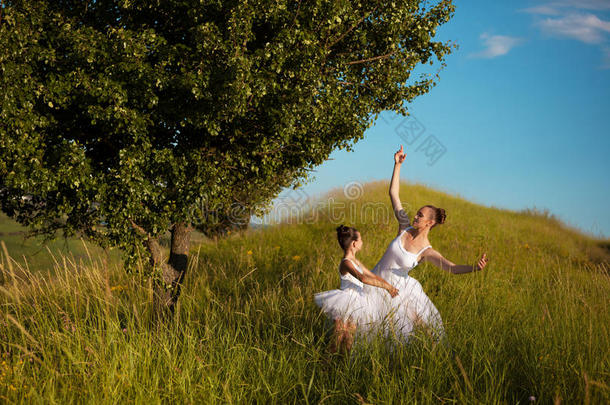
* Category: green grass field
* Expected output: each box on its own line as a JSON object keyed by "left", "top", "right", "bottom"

{"left": 1, "top": 181, "right": 608, "bottom": 403}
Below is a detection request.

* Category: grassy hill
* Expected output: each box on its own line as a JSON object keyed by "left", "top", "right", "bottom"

{"left": 1, "top": 181, "right": 608, "bottom": 403}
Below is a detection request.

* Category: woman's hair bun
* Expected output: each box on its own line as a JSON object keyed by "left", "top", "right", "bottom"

{"left": 437, "top": 208, "right": 447, "bottom": 225}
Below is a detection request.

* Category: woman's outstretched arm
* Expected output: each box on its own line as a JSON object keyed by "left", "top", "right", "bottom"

{"left": 390, "top": 145, "right": 410, "bottom": 235}
{"left": 420, "top": 249, "right": 488, "bottom": 274}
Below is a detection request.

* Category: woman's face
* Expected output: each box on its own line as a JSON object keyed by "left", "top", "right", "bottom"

{"left": 412, "top": 207, "right": 435, "bottom": 229}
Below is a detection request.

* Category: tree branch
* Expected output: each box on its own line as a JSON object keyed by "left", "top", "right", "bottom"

{"left": 346, "top": 50, "right": 397, "bottom": 65}
{"left": 328, "top": 7, "right": 378, "bottom": 50}
{"left": 337, "top": 80, "right": 372, "bottom": 90}
{"left": 288, "top": 0, "right": 302, "bottom": 31}
{"left": 129, "top": 219, "right": 165, "bottom": 266}
{"left": 129, "top": 218, "right": 147, "bottom": 235}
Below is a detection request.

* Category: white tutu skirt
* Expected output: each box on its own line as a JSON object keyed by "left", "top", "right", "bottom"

{"left": 314, "top": 286, "right": 383, "bottom": 327}
{"left": 364, "top": 270, "right": 445, "bottom": 341}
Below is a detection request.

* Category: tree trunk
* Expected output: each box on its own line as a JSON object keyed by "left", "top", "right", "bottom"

{"left": 130, "top": 219, "right": 193, "bottom": 320}
{"left": 154, "top": 222, "right": 192, "bottom": 317}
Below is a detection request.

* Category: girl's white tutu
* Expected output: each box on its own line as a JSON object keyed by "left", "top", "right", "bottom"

{"left": 314, "top": 259, "right": 384, "bottom": 328}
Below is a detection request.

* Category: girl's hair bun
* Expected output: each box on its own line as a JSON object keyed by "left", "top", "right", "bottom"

{"left": 336, "top": 225, "right": 358, "bottom": 250}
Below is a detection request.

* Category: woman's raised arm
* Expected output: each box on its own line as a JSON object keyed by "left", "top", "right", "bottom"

{"left": 390, "top": 145, "right": 410, "bottom": 235}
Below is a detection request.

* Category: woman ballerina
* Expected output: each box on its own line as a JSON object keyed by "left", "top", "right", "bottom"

{"left": 314, "top": 225, "right": 399, "bottom": 354}
{"left": 365, "top": 145, "right": 489, "bottom": 342}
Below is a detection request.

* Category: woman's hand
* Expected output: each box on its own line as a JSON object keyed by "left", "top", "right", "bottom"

{"left": 394, "top": 144, "right": 406, "bottom": 165}
{"left": 476, "top": 253, "right": 489, "bottom": 270}
{"left": 388, "top": 286, "right": 399, "bottom": 298}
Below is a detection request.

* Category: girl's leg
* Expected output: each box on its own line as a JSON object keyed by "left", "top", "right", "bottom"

{"left": 330, "top": 318, "right": 346, "bottom": 354}
{"left": 342, "top": 320, "right": 357, "bottom": 353}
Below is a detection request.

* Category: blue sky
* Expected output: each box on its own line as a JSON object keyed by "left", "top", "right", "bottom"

{"left": 269, "top": 0, "right": 610, "bottom": 238}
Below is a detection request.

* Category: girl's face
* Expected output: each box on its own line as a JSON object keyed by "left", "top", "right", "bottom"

{"left": 352, "top": 231, "right": 363, "bottom": 252}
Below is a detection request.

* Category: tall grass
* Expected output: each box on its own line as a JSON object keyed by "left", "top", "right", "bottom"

{"left": 1, "top": 181, "right": 608, "bottom": 403}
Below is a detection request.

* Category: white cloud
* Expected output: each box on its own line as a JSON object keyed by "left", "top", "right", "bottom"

{"left": 520, "top": 5, "right": 562, "bottom": 15}
{"left": 522, "top": 2, "right": 610, "bottom": 67}
{"left": 470, "top": 33, "right": 524, "bottom": 59}
{"left": 521, "top": 0, "right": 610, "bottom": 15}
{"left": 555, "top": 0, "right": 610, "bottom": 11}
{"left": 538, "top": 13, "right": 610, "bottom": 44}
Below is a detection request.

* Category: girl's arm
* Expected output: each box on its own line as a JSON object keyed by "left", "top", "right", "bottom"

{"left": 341, "top": 260, "right": 399, "bottom": 297}
{"left": 420, "top": 249, "right": 489, "bottom": 274}
{"left": 390, "top": 145, "right": 410, "bottom": 236}
{"left": 355, "top": 259, "right": 399, "bottom": 292}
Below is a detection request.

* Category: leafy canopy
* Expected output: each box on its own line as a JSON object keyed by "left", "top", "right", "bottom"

{"left": 0, "top": 0, "right": 455, "bottom": 268}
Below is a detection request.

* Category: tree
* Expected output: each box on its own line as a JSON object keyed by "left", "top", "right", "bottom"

{"left": 0, "top": 0, "right": 456, "bottom": 316}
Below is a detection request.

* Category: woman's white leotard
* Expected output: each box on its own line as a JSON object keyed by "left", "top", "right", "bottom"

{"left": 364, "top": 226, "right": 445, "bottom": 341}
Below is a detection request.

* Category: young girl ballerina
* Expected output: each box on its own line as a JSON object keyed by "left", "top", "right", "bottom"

{"left": 314, "top": 225, "right": 399, "bottom": 353}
